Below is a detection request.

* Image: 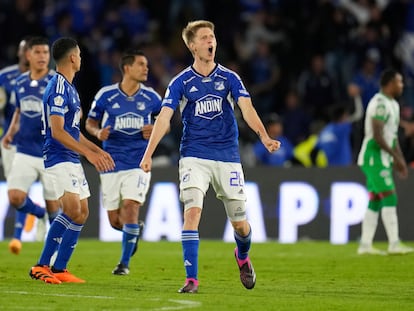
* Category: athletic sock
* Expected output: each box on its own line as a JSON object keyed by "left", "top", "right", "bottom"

{"left": 12, "top": 210, "right": 27, "bottom": 240}
{"left": 360, "top": 209, "right": 379, "bottom": 247}
{"left": 52, "top": 219, "right": 83, "bottom": 271}
{"left": 47, "top": 209, "right": 61, "bottom": 224}
{"left": 234, "top": 227, "right": 252, "bottom": 260}
{"left": 16, "top": 197, "right": 45, "bottom": 218}
{"left": 181, "top": 230, "right": 199, "bottom": 280}
{"left": 381, "top": 207, "right": 399, "bottom": 245}
{"left": 120, "top": 223, "right": 140, "bottom": 267}
{"left": 38, "top": 213, "right": 71, "bottom": 266}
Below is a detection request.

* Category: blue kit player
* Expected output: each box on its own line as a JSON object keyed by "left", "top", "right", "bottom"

{"left": 140, "top": 20, "right": 281, "bottom": 293}
{"left": 86, "top": 49, "right": 161, "bottom": 275}
{"left": 29, "top": 37, "right": 114, "bottom": 284}
{"left": 2, "top": 37, "right": 61, "bottom": 252}
{"left": 0, "top": 38, "right": 31, "bottom": 254}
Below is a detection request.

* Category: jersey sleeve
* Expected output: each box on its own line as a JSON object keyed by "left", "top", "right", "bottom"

{"left": 228, "top": 71, "right": 250, "bottom": 103}
{"left": 162, "top": 78, "right": 182, "bottom": 110}
{"left": 88, "top": 91, "right": 106, "bottom": 120}
{"left": 48, "top": 92, "right": 68, "bottom": 117}
{"left": 371, "top": 97, "right": 388, "bottom": 121}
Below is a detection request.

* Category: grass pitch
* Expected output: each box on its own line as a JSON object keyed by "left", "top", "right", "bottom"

{"left": 0, "top": 240, "right": 413, "bottom": 310}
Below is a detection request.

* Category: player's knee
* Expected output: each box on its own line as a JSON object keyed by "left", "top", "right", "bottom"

{"left": 8, "top": 189, "right": 26, "bottom": 207}
{"left": 223, "top": 199, "right": 247, "bottom": 222}
{"left": 182, "top": 187, "right": 204, "bottom": 210}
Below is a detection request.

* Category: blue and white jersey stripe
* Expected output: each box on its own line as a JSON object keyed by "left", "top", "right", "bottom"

{"left": 88, "top": 82, "right": 162, "bottom": 172}
{"left": 42, "top": 72, "right": 82, "bottom": 168}
{"left": 14, "top": 70, "right": 55, "bottom": 157}
{"left": 162, "top": 63, "right": 250, "bottom": 163}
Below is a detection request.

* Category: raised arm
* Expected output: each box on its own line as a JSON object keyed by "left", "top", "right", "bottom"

{"left": 238, "top": 96, "right": 280, "bottom": 153}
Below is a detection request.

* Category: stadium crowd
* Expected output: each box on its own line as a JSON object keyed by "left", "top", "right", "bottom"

{"left": 1, "top": 0, "right": 414, "bottom": 167}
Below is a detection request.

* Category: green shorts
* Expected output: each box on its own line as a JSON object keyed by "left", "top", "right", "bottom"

{"left": 360, "top": 165, "right": 395, "bottom": 194}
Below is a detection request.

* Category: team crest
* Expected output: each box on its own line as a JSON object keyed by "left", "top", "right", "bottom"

{"left": 137, "top": 102, "right": 146, "bottom": 110}
{"left": 214, "top": 81, "right": 225, "bottom": 91}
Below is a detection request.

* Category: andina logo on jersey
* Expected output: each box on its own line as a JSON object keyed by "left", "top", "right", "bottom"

{"left": 194, "top": 94, "right": 223, "bottom": 120}
{"left": 20, "top": 95, "right": 42, "bottom": 118}
{"left": 114, "top": 112, "right": 144, "bottom": 135}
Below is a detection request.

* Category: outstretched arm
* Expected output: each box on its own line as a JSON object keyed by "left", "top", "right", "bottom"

{"left": 50, "top": 115, "right": 114, "bottom": 172}
{"left": 238, "top": 96, "right": 280, "bottom": 153}
{"left": 140, "top": 106, "right": 174, "bottom": 172}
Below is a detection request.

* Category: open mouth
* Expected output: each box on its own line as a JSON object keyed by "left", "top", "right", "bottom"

{"left": 208, "top": 47, "right": 213, "bottom": 53}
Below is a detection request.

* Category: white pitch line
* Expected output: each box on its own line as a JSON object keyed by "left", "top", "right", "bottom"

{"left": 2, "top": 290, "right": 133, "bottom": 300}
{"left": 3, "top": 291, "right": 202, "bottom": 310}
{"left": 152, "top": 299, "right": 202, "bottom": 310}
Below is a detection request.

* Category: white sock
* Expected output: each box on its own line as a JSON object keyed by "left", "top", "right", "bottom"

{"left": 381, "top": 207, "right": 399, "bottom": 245}
{"left": 360, "top": 209, "right": 379, "bottom": 247}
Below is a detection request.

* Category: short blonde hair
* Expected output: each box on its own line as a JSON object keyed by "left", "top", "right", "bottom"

{"left": 182, "top": 20, "right": 215, "bottom": 49}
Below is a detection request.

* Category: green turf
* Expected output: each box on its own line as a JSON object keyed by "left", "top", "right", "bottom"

{"left": 0, "top": 240, "right": 413, "bottom": 310}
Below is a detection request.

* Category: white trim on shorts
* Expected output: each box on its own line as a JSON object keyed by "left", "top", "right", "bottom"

{"left": 100, "top": 168, "right": 151, "bottom": 211}
{"left": 178, "top": 157, "right": 247, "bottom": 202}
{"left": 46, "top": 162, "right": 90, "bottom": 200}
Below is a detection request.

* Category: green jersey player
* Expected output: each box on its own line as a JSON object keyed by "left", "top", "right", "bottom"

{"left": 357, "top": 68, "right": 413, "bottom": 255}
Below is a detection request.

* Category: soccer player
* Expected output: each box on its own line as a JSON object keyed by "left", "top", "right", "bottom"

{"left": 0, "top": 38, "right": 31, "bottom": 254}
{"left": 140, "top": 20, "right": 280, "bottom": 293}
{"left": 357, "top": 68, "right": 414, "bottom": 255}
{"left": 85, "top": 49, "right": 161, "bottom": 275}
{"left": 2, "top": 37, "right": 61, "bottom": 252}
{"left": 29, "top": 37, "right": 115, "bottom": 284}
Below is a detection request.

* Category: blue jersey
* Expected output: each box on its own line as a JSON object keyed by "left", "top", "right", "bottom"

{"left": 162, "top": 64, "right": 250, "bottom": 163}
{"left": 316, "top": 122, "right": 352, "bottom": 166}
{"left": 15, "top": 70, "right": 55, "bottom": 157}
{"left": 0, "top": 64, "right": 22, "bottom": 140}
{"left": 88, "top": 83, "right": 162, "bottom": 172}
{"left": 42, "top": 72, "right": 82, "bottom": 168}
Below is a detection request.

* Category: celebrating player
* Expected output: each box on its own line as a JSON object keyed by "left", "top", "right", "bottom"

{"left": 140, "top": 20, "right": 280, "bottom": 293}
{"left": 86, "top": 49, "right": 161, "bottom": 275}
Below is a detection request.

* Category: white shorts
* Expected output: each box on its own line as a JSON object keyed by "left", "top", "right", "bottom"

{"left": 1, "top": 143, "right": 16, "bottom": 178}
{"left": 7, "top": 152, "right": 56, "bottom": 200}
{"left": 178, "top": 157, "right": 247, "bottom": 202}
{"left": 46, "top": 162, "right": 90, "bottom": 200}
{"left": 100, "top": 168, "right": 151, "bottom": 211}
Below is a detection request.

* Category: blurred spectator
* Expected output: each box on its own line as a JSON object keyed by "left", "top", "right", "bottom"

{"left": 68, "top": 0, "right": 104, "bottom": 35}
{"left": 119, "top": 0, "right": 152, "bottom": 45}
{"left": 280, "top": 90, "right": 311, "bottom": 146}
{"left": 348, "top": 51, "right": 381, "bottom": 110}
{"left": 394, "top": 1, "right": 414, "bottom": 110}
{"left": 244, "top": 39, "right": 280, "bottom": 118}
{"left": 297, "top": 54, "right": 338, "bottom": 122}
{"left": 166, "top": 0, "right": 205, "bottom": 39}
{"left": 315, "top": 99, "right": 363, "bottom": 166}
{"left": 253, "top": 114, "right": 294, "bottom": 167}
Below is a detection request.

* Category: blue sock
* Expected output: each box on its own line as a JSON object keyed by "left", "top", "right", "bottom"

{"left": 120, "top": 224, "right": 139, "bottom": 267}
{"left": 181, "top": 230, "right": 199, "bottom": 280}
{"left": 12, "top": 210, "right": 27, "bottom": 240}
{"left": 16, "top": 197, "right": 45, "bottom": 218}
{"left": 47, "top": 209, "right": 61, "bottom": 224}
{"left": 38, "top": 213, "right": 71, "bottom": 266}
{"left": 234, "top": 228, "right": 252, "bottom": 260}
{"left": 51, "top": 219, "right": 83, "bottom": 271}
